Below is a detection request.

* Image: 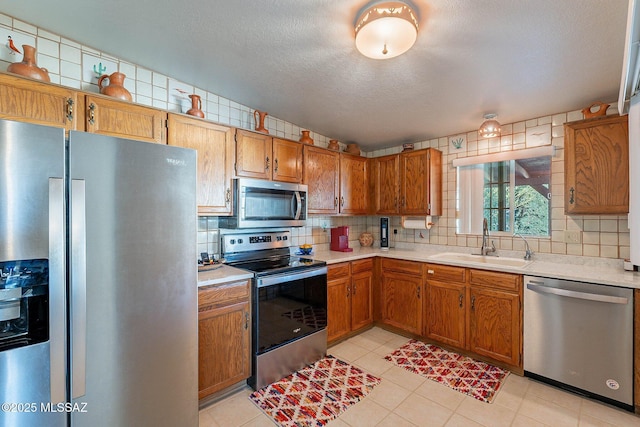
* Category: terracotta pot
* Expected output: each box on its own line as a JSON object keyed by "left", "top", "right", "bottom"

{"left": 359, "top": 232, "right": 373, "bottom": 247}
{"left": 299, "top": 130, "right": 314, "bottom": 145}
{"left": 7, "top": 45, "right": 50, "bottom": 82}
{"left": 328, "top": 139, "right": 340, "bottom": 151}
{"left": 186, "top": 94, "right": 204, "bottom": 118}
{"left": 345, "top": 143, "right": 360, "bottom": 156}
{"left": 98, "top": 72, "right": 132, "bottom": 101}
{"left": 582, "top": 101, "right": 610, "bottom": 118}
{"left": 254, "top": 110, "right": 268, "bottom": 133}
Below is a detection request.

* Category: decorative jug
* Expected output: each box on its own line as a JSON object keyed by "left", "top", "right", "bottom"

{"left": 299, "top": 130, "right": 314, "bottom": 145}
{"left": 186, "top": 94, "right": 204, "bottom": 118}
{"left": 7, "top": 44, "right": 50, "bottom": 82}
{"left": 98, "top": 72, "right": 132, "bottom": 101}
{"left": 328, "top": 139, "right": 340, "bottom": 151}
{"left": 254, "top": 110, "right": 268, "bottom": 133}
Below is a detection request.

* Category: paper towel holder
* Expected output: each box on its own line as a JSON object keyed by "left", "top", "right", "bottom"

{"left": 401, "top": 216, "right": 434, "bottom": 230}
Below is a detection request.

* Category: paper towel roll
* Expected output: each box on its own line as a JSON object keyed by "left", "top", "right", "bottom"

{"left": 401, "top": 216, "right": 433, "bottom": 230}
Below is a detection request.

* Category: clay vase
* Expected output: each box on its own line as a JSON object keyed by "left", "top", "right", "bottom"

{"left": 299, "top": 130, "right": 314, "bottom": 145}
{"left": 582, "top": 101, "right": 610, "bottom": 118}
{"left": 7, "top": 44, "right": 50, "bottom": 82}
{"left": 345, "top": 143, "right": 360, "bottom": 156}
{"left": 254, "top": 110, "right": 268, "bottom": 133}
{"left": 98, "top": 72, "right": 132, "bottom": 101}
{"left": 186, "top": 94, "right": 204, "bottom": 118}
{"left": 328, "top": 139, "right": 340, "bottom": 151}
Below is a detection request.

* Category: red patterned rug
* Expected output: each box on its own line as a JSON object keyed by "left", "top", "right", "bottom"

{"left": 249, "top": 355, "right": 381, "bottom": 427}
{"left": 385, "top": 340, "right": 509, "bottom": 403}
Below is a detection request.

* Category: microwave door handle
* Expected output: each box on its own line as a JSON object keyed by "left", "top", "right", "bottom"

{"left": 294, "top": 191, "right": 302, "bottom": 220}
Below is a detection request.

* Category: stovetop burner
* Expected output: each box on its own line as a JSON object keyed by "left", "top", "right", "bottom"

{"left": 221, "top": 230, "right": 325, "bottom": 277}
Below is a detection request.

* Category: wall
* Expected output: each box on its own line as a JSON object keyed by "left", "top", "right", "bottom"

{"left": 2, "top": 13, "right": 628, "bottom": 262}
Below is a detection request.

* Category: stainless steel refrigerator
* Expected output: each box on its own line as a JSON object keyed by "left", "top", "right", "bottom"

{"left": 0, "top": 119, "right": 198, "bottom": 426}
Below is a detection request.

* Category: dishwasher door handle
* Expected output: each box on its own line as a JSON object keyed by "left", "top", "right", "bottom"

{"left": 526, "top": 282, "right": 629, "bottom": 305}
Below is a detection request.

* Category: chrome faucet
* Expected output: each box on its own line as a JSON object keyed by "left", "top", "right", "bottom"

{"left": 515, "top": 233, "right": 534, "bottom": 260}
{"left": 481, "top": 218, "right": 497, "bottom": 256}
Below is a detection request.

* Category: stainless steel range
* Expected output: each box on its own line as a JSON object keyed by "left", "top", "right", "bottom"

{"left": 221, "top": 231, "right": 327, "bottom": 390}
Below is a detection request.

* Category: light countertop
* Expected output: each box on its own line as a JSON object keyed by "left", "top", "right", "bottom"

{"left": 197, "top": 246, "right": 640, "bottom": 290}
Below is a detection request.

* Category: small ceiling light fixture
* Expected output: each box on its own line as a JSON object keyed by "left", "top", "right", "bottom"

{"left": 478, "top": 113, "right": 501, "bottom": 138}
{"left": 354, "top": 1, "right": 419, "bottom": 60}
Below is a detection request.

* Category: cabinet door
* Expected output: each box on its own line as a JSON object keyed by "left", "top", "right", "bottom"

{"left": 425, "top": 281, "right": 466, "bottom": 348}
{"left": 327, "top": 276, "right": 351, "bottom": 342}
{"left": 469, "top": 287, "right": 521, "bottom": 367}
{"left": 198, "top": 300, "right": 250, "bottom": 399}
{"left": 400, "top": 149, "right": 442, "bottom": 215}
{"left": 339, "top": 153, "right": 368, "bottom": 214}
{"left": 564, "top": 115, "right": 629, "bottom": 214}
{"left": 0, "top": 72, "right": 80, "bottom": 132}
{"left": 235, "top": 129, "right": 272, "bottom": 179}
{"left": 85, "top": 95, "right": 166, "bottom": 143}
{"left": 351, "top": 270, "right": 373, "bottom": 331}
{"left": 303, "top": 146, "right": 339, "bottom": 214}
{"left": 272, "top": 138, "right": 303, "bottom": 183}
{"left": 167, "top": 114, "right": 234, "bottom": 215}
{"left": 381, "top": 271, "right": 422, "bottom": 335}
{"left": 375, "top": 154, "right": 400, "bottom": 214}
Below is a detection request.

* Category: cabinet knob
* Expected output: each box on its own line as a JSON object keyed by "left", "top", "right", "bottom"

{"left": 341, "top": 196, "right": 345, "bottom": 207}
{"left": 427, "top": 269, "right": 434, "bottom": 275}
{"left": 459, "top": 294, "right": 463, "bottom": 308}
{"left": 265, "top": 156, "right": 270, "bottom": 171}
{"left": 274, "top": 158, "right": 279, "bottom": 173}
{"left": 88, "top": 103, "right": 96, "bottom": 125}
{"left": 417, "top": 285, "right": 421, "bottom": 299}
{"left": 352, "top": 284, "right": 357, "bottom": 295}
{"left": 346, "top": 286, "right": 350, "bottom": 297}
{"left": 334, "top": 197, "right": 338, "bottom": 208}
{"left": 471, "top": 296, "right": 476, "bottom": 310}
{"left": 225, "top": 188, "right": 231, "bottom": 204}
{"left": 244, "top": 312, "right": 249, "bottom": 330}
{"left": 569, "top": 187, "right": 575, "bottom": 204}
{"left": 66, "top": 98, "right": 74, "bottom": 122}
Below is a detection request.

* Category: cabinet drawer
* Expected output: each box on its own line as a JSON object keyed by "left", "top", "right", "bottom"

{"left": 425, "top": 263, "right": 466, "bottom": 283}
{"left": 469, "top": 269, "right": 521, "bottom": 292}
{"left": 198, "top": 280, "right": 250, "bottom": 310}
{"left": 351, "top": 258, "right": 373, "bottom": 274}
{"left": 328, "top": 262, "right": 350, "bottom": 280}
{"left": 381, "top": 259, "right": 423, "bottom": 275}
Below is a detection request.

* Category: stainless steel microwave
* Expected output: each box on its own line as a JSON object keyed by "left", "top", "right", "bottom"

{"left": 218, "top": 178, "right": 308, "bottom": 228}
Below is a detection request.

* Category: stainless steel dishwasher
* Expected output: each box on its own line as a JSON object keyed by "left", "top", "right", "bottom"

{"left": 523, "top": 276, "right": 634, "bottom": 410}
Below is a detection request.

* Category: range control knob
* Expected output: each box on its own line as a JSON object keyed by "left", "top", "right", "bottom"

{"left": 276, "top": 236, "right": 282, "bottom": 241}
{"left": 229, "top": 239, "right": 236, "bottom": 245}
{"left": 282, "top": 235, "right": 288, "bottom": 241}
{"left": 237, "top": 239, "right": 243, "bottom": 244}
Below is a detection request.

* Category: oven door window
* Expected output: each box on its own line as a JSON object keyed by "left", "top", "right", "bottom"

{"left": 254, "top": 272, "right": 327, "bottom": 354}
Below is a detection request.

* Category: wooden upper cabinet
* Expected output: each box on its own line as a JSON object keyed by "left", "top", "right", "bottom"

{"left": 339, "top": 153, "right": 368, "bottom": 214}
{"left": 374, "top": 154, "right": 400, "bottom": 214}
{"left": 84, "top": 95, "right": 166, "bottom": 143}
{"left": 272, "top": 138, "right": 303, "bottom": 183}
{"left": 303, "top": 145, "right": 339, "bottom": 214}
{"left": 0, "top": 72, "right": 80, "bottom": 132}
{"left": 235, "top": 130, "right": 302, "bottom": 182}
{"left": 400, "top": 148, "right": 442, "bottom": 216}
{"left": 167, "top": 114, "right": 234, "bottom": 215}
{"left": 235, "top": 129, "right": 272, "bottom": 179}
{"left": 564, "top": 115, "right": 629, "bottom": 214}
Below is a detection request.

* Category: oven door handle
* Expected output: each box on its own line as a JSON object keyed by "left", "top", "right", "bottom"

{"left": 293, "top": 191, "right": 302, "bottom": 220}
{"left": 257, "top": 266, "right": 327, "bottom": 288}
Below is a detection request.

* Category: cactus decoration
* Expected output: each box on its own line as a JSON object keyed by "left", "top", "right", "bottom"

{"left": 93, "top": 63, "right": 107, "bottom": 79}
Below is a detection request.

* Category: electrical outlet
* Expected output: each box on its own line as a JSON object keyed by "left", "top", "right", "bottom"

{"left": 564, "top": 230, "right": 582, "bottom": 243}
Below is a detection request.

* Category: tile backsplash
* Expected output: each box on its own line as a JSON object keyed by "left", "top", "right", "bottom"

{"left": 1, "top": 13, "right": 629, "bottom": 261}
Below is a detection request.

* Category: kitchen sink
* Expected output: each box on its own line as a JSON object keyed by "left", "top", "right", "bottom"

{"left": 428, "top": 252, "right": 532, "bottom": 268}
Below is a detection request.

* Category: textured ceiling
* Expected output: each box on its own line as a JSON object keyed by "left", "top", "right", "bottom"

{"left": 1, "top": 0, "right": 630, "bottom": 150}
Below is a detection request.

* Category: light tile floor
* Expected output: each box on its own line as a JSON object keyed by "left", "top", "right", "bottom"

{"left": 199, "top": 327, "right": 639, "bottom": 427}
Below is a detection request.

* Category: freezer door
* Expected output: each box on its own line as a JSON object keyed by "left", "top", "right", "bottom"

{"left": 0, "top": 120, "right": 66, "bottom": 427}
{"left": 68, "top": 132, "right": 198, "bottom": 426}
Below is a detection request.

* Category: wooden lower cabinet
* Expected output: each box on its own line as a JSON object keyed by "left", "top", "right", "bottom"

{"left": 327, "top": 259, "right": 373, "bottom": 342}
{"left": 380, "top": 260, "right": 423, "bottom": 335}
{"left": 198, "top": 280, "right": 251, "bottom": 400}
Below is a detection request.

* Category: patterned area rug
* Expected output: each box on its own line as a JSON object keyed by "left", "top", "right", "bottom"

{"left": 385, "top": 340, "right": 509, "bottom": 403}
{"left": 249, "top": 355, "right": 381, "bottom": 427}
{"left": 282, "top": 306, "right": 327, "bottom": 329}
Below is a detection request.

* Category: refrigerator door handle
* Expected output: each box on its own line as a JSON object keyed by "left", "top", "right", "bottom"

{"left": 71, "top": 179, "right": 87, "bottom": 398}
{"left": 49, "top": 178, "right": 66, "bottom": 404}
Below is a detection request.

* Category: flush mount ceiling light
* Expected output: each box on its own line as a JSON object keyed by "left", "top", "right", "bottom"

{"left": 478, "top": 114, "right": 501, "bottom": 138}
{"left": 354, "top": 1, "right": 419, "bottom": 60}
